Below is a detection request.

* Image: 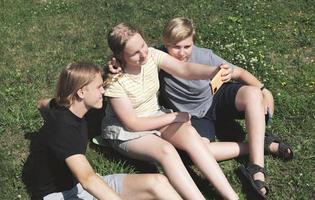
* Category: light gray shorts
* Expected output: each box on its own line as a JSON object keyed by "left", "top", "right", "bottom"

{"left": 43, "top": 174, "right": 126, "bottom": 200}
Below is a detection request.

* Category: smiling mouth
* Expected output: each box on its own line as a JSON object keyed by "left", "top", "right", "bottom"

{"left": 177, "top": 57, "right": 187, "bottom": 62}
{"left": 140, "top": 57, "right": 148, "bottom": 64}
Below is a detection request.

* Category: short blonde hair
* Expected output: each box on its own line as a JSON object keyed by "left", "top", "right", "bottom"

{"left": 56, "top": 62, "right": 102, "bottom": 108}
{"left": 163, "top": 17, "right": 196, "bottom": 46}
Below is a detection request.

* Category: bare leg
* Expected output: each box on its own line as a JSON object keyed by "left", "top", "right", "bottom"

{"left": 124, "top": 135, "right": 205, "bottom": 200}
{"left": 121, "top": 174, "right": 182, "bottom": 200}
{"left": 235, "top": 86, "right": 266, "bottom": 194}
{"left": 202, "top": 138, "right": 249, "bottom": 161}
{"left": 160, "top": 122, "right": 239, "bottom": 200}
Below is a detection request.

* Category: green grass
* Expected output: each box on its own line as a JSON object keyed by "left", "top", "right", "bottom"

{"left": 0, "top": 0, "right": 314, "bottom": 199}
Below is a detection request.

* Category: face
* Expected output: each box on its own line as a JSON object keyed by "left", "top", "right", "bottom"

{"left": 123, "top": 33, "right": 149, "bottom": 68}
{"left": 81, "top": 73, "right": 105, "bottom": 109}
{"left": 165, "top": 35, "right": 194, "bottom": 62}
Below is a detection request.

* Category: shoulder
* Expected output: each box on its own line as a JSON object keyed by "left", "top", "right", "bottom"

{"left": 44, "top": 107, "right": 85, "bottom": 137}
{"left": 46, "top": 111, "right": 87, "bottom": 159}
{"left": 192, "top": 45, "right": 214, "bottom": 57}
{"left": 149, "top": 47, "right": 167, "bottom": 56}
{"left": 190, "top": 45, "right": 215, "bottom": 65}
{"left": 148, "top": 47, "right": 167, "bottom": 66}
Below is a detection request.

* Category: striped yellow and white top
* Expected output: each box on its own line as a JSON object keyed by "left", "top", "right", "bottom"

{"left": 104, "top": 47, "right": 166, "bottom": 116}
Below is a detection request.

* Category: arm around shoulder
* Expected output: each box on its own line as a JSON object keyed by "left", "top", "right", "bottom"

{"left": 159, "top": 53, "right": 217, "bottom": 80}
{"left": 65, "top": 154, "right": 122, "bottom": 200}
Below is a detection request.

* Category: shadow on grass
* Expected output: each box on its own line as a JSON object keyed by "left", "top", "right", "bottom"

{"left": 21, "top": 131, "right": 40, "bottom": 199}
{"left": 89, "top": 142, "right": 160, "bottom": 173}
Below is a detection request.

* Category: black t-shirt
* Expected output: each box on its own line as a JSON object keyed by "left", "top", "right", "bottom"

{"left": 24, "top": 100, "right": 88, "bottom": 199}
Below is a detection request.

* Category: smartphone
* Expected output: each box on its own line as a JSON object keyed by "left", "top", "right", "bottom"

{"left": 210, "top": 67, "right": 225, "bottom": 95}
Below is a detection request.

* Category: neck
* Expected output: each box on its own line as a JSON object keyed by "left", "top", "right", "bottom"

{"left": 124, "top": 64, "right": 141, "bottom": 75}
{"left": 69, "top": 101, "right": 88, "bottom": 118}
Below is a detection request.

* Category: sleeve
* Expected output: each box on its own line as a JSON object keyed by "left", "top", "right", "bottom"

{"left": 149, "top": 47, "right": 167, "bottom": 68}
{"left": 48, "top": 124, "right": 86, "bottom": 161}
{"left": 104, "top": 80, "right": 127, "bottom": 98}
{"left": 207, "top": 49, "right": 236, "bottom": 68}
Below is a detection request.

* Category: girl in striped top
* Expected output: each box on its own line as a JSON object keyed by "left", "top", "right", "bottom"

{"left": 102, "top": 23, "right": 239, "bottom": 200}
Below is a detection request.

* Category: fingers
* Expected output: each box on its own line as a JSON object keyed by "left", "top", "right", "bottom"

{"left": 262, "top": 89, "right": 274, "bottom": 116}
{"left": 174, "top": 112, "right": 191, "bottom": 123}
{"left": 267, "top": 104, "right": 274, "bottom": 117}
{"left": 221, "top": 73, "right": 232, "bottom": 82}
{"left": 107, "top": 57, "right": 122, "bottom": 74}
{"left": 220, "top": 64, "right": 233, "bottom": 82}
{"left": 264, "top": 104, "right": 268, "bottom": 115}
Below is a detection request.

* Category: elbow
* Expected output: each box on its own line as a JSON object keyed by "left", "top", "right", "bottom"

{"left": 78, "top": 174, "right": 95, "bottom": 191}
{"left": 77, "top": 173, "right": 97, "bottom": 191}
{"left": 124, "top": 123, "right": 140, "bottom": 132}
{"left": 121, "top": 118, "right": 142, "bottom": 132}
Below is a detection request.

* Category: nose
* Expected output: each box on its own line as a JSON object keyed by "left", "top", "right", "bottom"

{"left": 100, "top": 86, "right": 105, "bottom": 94}
{"left": 179, "top": 48, "right": 185, "bottom": 56}
{"left": 140, "top": 49, "right": 147, "bottom": 58}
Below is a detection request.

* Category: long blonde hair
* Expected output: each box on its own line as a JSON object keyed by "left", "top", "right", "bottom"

{"left": 56, "top": 62, "right": 102, "bottom": 108}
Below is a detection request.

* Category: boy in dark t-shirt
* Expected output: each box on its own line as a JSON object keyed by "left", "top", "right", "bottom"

{"left": 22, "top": 62, "right": 182, "bottom": 200}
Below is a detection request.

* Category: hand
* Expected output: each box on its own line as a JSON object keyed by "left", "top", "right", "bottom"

{"left": 107, "top": 57, "right": 122, "bottom": 74}
{"left": 173, "top": 112, "right": 191, "bottom": 123}
{"left": 262, "top": 88, "right": 274, "bottom": 116}
{"left": 220, "top": 64, "right": 233, "bottom": 82}
{"left": 37, "top": 98, "right": 51, "bottom": 120}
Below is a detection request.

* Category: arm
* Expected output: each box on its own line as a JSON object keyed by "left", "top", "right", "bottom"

{"left": 109, "top": 97, "right": 190, "bottom": 132}
{"left": 232, "top": 66, "right": 274, "bottom": 114}
{"left": 37, "top": 98, "right": 52, "bottom": 121}
{"left": 106, "top": 53, "right": 233, "bottom": 82}
{"left": 65, "top": 154, "right": 122, "bottom": 200}
{"left": 159, "top": 53, "right": 230, "bottom": 80}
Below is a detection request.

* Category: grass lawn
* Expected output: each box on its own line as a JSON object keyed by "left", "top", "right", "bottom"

{"left": 0, "top": 0, "right": 314, "bottom": 199}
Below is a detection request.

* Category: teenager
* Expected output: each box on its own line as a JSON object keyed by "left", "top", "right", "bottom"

{"left": 102, "top": 23, "right": 239, "bottom": 200}
{"left": 22, "top": 62, "right": 182, "bottom": 200}
{"left": 158, "top": 17, "right": 293, "bottom": 199}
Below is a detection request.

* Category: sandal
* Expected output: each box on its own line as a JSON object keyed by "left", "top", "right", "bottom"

{"left": 239, "top": 164, "right": 268, "bottom": 199}
{"left": 264, "top": 132, "right": 293, "bottom": 161}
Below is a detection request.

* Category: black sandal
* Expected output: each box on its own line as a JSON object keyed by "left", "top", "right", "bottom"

{"left": 239, "top": 164, "right": 268, "bottom": 199}
{"left": 264, "top": 132, "right": 293, "bottom": 161}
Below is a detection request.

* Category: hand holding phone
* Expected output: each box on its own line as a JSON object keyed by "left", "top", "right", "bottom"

{"left": 210, "top": 67, "right": 227, "bottom": 95}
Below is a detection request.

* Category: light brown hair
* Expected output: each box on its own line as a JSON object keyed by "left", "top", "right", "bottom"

{"left": 163, "top": 17, "right": 196, "bottom": 46}
{"left": 105, "top": 23, "right": 143, "bottom": 86}
{"left": 107, "top": 23, "right": 143, "bottom": 68}
{"left": 56, "top": 62, "right": 102, "bottom": 107}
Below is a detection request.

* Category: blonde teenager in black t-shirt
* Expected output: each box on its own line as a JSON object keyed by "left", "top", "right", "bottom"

{"left": 23, "top": 62, "right": 182, "bottom": 200}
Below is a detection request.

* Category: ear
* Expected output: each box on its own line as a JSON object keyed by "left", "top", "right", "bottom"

{"left": 76, "top": 88, "right": 85, "bottom": 99}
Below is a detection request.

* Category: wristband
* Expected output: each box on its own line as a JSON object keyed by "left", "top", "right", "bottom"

{"left": 260, "top": 85, "right": 265, "bottom": 91}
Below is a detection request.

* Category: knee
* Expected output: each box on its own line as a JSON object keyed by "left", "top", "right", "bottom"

{"left": 146, "top": 174, "right": 169, "bottom": 188}
{"left": 145, "top": 174, "right": 170, "bottom": 197}
{"left": 202, "top": 137, "right": 211, "bottom": 144}
{"left": 159, "top": 143, "right": 178, "bottom": 159}
{"left": 239, "top": 86, "right": 263, "bottom": 107}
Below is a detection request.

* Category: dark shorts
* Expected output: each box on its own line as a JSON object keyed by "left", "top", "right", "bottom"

{"left": 192, "top": 82, "right": 246, "bottom": 141}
